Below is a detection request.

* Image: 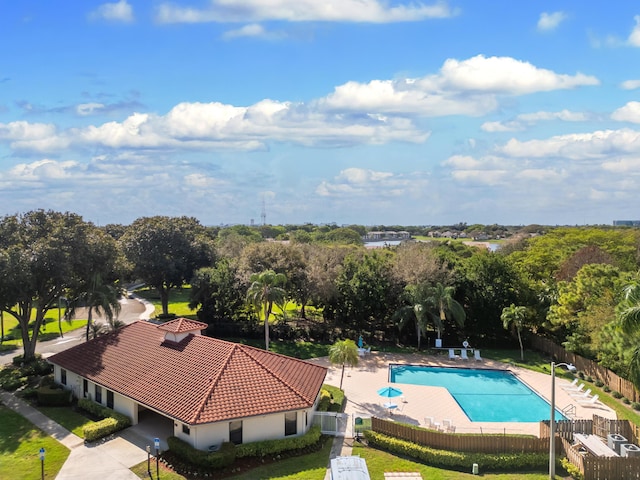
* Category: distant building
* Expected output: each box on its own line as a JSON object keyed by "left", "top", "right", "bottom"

{"left": 364, "top": 231, "right": 411, "bottom": 241}
{"left": 613, "top": 220, "right": 640, "bottom": 226}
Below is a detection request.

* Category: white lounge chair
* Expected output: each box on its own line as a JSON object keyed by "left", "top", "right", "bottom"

{"left": 577, "top": 394, "right": 600, "bottom": 407}
{"left": 448, "top": 349, "right": 457, "bottom": 360}
{"left": 460, "top": 349, "right": 469, "bottom": 360}
{"left": 474, "top": 350, "right": 482, "bottom": 362}
{"left": 443, "top": 419, "right": 455, "bottom": 432}
{"left": 565, "top": 383, "right": 585, "bottom": 394}
{"left": 424, "top": 416, "right": 435, "bottom": 428}
{"left": 570, "top": 388, "right": 592, "bottom": 399}
{"left": 561, "top": 378, "right": 579, "bottom": 390}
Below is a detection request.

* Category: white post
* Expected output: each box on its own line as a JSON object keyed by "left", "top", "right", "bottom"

{"left": 549, "top": 362, "right": 556, "bottom": 479}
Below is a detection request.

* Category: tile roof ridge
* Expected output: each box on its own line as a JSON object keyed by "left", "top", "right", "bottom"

{"left": 187, "top": 342, "right": 236, "bottom": 424}
{"left": 239, "top": 346, "right": 312, "bottom": 405}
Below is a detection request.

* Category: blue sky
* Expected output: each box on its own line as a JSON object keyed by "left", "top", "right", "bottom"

{"left": 2, "top": 1, "right": 640, "bottom": 227}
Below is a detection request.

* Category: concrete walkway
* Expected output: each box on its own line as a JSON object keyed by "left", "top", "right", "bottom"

{"left": 0, "top": 390, "right": 146, "bottom": 479}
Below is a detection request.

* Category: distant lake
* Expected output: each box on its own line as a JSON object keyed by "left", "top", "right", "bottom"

{"left": 364, "top": 240, "right": 403, "bottom": 248}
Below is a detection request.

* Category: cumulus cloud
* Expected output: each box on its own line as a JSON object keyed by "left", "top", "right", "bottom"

{"left": 611, "top": 101, "right": 640, "bottom": 123}
{"left": 156, "top": 0, "right": 458, "bottom": 24}
{"left": 481, "top": 110, "right": 591, "bottom": 132}
{"left": 537, "top": 11, "right": 567, "bottom": 32}
{"left": 222, "top": 23, "right": 285, "bottom": 40}
{"left": 89, "top": 0, "right": 134, "bottom": 23}
{"left": 621, "top": 79, "right": 640, "bottom": 90}
{"left": 629, "top": 15, "right": 640, "bottom": 46}
{"left": 316, "top": 167, "right": 427, "bottom": 197}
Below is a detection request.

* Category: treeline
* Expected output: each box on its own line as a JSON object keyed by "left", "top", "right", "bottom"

{"left": 2, "top": 210, "right": 640, "bottom": 388}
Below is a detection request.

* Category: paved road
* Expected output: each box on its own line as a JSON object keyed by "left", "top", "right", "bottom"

{"left": 0, "top": 294, "right": 154, "bottom": 366}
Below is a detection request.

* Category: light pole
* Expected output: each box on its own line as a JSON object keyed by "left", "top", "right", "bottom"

{"left": 154, "top": 437, "right": 160, "bottom": 480}
{"left": 39, "top": 447, "right": 45, "bottom": 480}
{"left": 146, "top": 445, "right": 151, "bottom": 478}
{"left": 549, "top": 362, "right": 576, "bottom": 479}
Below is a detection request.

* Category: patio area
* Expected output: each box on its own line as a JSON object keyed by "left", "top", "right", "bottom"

{"left": 309, "top": 351, "right": 617, "bottom": 438}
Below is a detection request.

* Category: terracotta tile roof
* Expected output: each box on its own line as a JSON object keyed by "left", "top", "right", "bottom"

{"left": 48, "top": 321, "right": 327, "bottom": 425}
{"left": 157, "top": 317, "right": 207, "bottom": 333}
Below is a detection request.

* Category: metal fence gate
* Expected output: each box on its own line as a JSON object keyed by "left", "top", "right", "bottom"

{"left": 313, "top": 412, "right": 350, "bottom": 436}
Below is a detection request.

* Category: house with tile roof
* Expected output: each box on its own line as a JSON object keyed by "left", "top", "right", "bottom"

{"left": 47, "top": 319, "right": 327, "bottom": 450}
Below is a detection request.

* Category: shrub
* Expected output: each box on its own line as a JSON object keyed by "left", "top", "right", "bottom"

{"left": 0, "top": 368, "right": 28, "bottom": 391}
{"left": 594, "top": 379, "right": 604, "bottom": 388}
{"left": 167, "top": 437, "right": 236, "bottom": 469}
{"left": 612, "top": 391, "right": 622, "bottom": 399}
{"left": 603, "top": 385, "right": 611, "bottom": 393}
{"left": 623, "top": 397, "right": 631, "bottom": 405}
{"left": 561, "top": 457, "right": 584, "bottom": 480}
{"left": 78, "top": 398, "right": 131, "bottom": 441}
{"left": 632, "top": 402, "right": 640, "bottom": 411}
{"left": 364, "top": 431, "right": 547, "bottom": 472}
{"left": 317, "top": 389, "right": 332, "bottom": 412}
{"left": 585, "top": 375, "right": 593, "bottom": 383}
{"left": 578, "top": 372, "right": 585, "bottom": 379}
{"left": 37, "top": 386, "right": 73, "bottom": 406}
{"left": 235, "top": 425, "right": 321, "bottom": 459}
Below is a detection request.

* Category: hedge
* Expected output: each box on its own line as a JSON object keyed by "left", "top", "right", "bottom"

{"left": 235, "top": 425, "right": 322, "bottom": 458}
{"left": 364, "top": 431, "right": 548, "bottom": 472}
{"left": 167, "top": 437, "right": 236, "bottom": 469}
{"left": 36, "top": 386, "right": 73, "bottom": 406}
{"left": 78, "top": 398, "right": 131, "bottom": 441}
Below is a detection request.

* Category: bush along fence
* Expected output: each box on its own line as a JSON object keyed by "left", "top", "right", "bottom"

{"left": 530, "top": 335, "right": 639, "bottom": 403}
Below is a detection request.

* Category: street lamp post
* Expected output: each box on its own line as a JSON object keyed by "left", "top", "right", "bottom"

{"left": 146, "top": 445, "right": 151, "bottom": 478}
{"left": 39, "top": 447, "right": 45, "bottom": 480}
{"left": 549, "top": 362, "right": 576, "bottom": 479}
{"left": 154, "top": 437, "right": 160, "bottom": 480}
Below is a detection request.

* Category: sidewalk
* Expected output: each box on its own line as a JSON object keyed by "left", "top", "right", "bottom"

{"left": 0, "top": 390, "right": 145, "bottom": 479}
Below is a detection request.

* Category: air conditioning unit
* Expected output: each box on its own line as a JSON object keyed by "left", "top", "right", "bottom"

{"left": 621, "top": 443, "right": 640, "bottom": 458}
{"left": 607, "top": 433, "right": 628, "bottom": 455}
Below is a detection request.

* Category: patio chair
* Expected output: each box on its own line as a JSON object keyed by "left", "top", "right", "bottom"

{"left": 424, "top": 416, "right": 435, "bottom": 428}
{"left": 460, "top": 349, "right": 469, "bottom": 360}
{"left": 561, "top": 378, "right": 579, "bottom": 390}
{"left": 474, "top": 349, "right": 483, "bottom": 362}
{"left": 577, "top": 393, "right": 600, "bottom": 407}
{"left": 443, "top": 419, "right": 454, "bottom": 432}
{"left": 448, "top": 349, "right": 458, "bottom": 360}
{"left": 570, "top": 388, "right": 592, "bottom": 399}
{"left": 564, "top": 383, "right": 585, "bottom": 393}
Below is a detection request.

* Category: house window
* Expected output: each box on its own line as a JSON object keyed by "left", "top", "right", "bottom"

{"left": 106, "top": 390, "right": 114, "bottom": 409}
{"left": 95, "top": 385, "right": 102, "bottom": 404}
{"left": 60, "top": 369, "right": 67, "bottom": 385}
{"left": 182, "top": 424, "right": 190, "bottom": 435}
{"left": 83, "top": 379, "right": 88, "bottom": 397}
{"left": 229, "top": 421, "right": 243, "bottom": 445}
{"left": 285, "top": 412, "right": 297, "bottom": 436}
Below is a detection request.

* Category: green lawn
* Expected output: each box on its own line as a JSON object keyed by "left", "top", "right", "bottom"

{"left": 35, "top": 406, "right": 93, "bottom": 438}
{"left": 0, "top": 405, "right": 70, "bottom": 480}
{"left": 134, "top": 287, "right": 196, "bottom": 318}
{"left": 1, "top": 317, "right": 87, "bottom": 347}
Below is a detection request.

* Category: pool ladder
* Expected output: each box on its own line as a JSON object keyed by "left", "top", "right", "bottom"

{"left": 562, "top": 403, "right": 577, "bottom": 419}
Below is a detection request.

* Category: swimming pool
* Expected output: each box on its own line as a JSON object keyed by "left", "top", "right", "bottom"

{"left": 390, "top": 365, "right": 566, "bottom": 422}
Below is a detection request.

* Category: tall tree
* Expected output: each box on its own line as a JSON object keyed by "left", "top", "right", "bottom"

{"left": 616, "top": 282, "right": 640, "bottom": 388}
{"left": 427, "top": 283, "right": 466, "bottom": 340}
{"left": 501, "top": 304, "right": 529, "bottom": 360}
{"left": 120, "top": 216, "right": 215, "bottom": 316}
{"left": 0, "top": 210, "right": 108, "bottom": 361}
{"left": 246, "top": 270, "right": 286, "bottom": 351}
{"left": 189, "top": 260, "right": 245, "bottom": 324}
{"left": 393, "top": 283, "right": 431, "bottom": 349}
{"left": 328, "top": 339, "right": 359, "bottom": 389}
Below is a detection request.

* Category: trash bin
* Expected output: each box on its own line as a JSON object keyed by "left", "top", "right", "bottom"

{"left": 621, "top": 443, "right": 640, "bottom": 457}
{"left": 472, "top": 463, "right": 479, "bottom": 475}
{"left": 607, "top": 433, "right": 628, "bottom": 454}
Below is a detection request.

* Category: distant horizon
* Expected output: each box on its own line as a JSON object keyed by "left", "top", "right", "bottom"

{"left": 2, "top": 2, "right": 640, "bottom": 225}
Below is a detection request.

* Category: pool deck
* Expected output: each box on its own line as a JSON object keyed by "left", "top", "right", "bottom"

{"left": 309, "top": 351, "right": 617, "bottom": 438}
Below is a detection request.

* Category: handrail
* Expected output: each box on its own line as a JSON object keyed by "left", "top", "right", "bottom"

{"left": 562, "top": 403, "right": 576, "bottom": 419}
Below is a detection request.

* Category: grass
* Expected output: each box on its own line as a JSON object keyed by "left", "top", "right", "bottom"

{"left": 34, "top": 406, "right": 93, "bottom": 438}
{"left": 134, "top": 287, "right": 196, "bottom": 318}
{"left": 0, "top": 405, "right": 70, "bottom": 480}
{"left": 1, "top": 318, "right": 87, "bottom": 347}
{"left": 353, "top": 443, "right": 550, "bottom": 479}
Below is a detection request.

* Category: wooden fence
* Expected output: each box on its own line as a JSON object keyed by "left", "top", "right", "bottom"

{"left": 530, "top": 335, "right": 640, "bottom": 403}
{"left": 371, "top": 417, "right": 549, "bottom": 453}
{"left": 561, "top": 437, "right": 640, "bottom": 480}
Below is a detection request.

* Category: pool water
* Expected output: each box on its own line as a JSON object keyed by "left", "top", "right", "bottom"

{"left": 390, "top": 365, "right": 566, "bottom": 422}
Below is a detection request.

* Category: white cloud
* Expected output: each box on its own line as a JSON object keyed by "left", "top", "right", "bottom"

{"left": 222, "top": 23, "right": 285, "bottom": 40}
{"left": 621, "top": 79, "right": 640, "bottom": 90}
{"left": 482, "top": 110, "right": 591, "bottom": 132}
{"left": 628, "top": 15, "right": 640, "bottom": 46}
{"left": 8, "top": 159, "right": 79, "bottom": 181}
{"left": 89, "top": 0, "right": 134, "bottom": 23}
{"left": 316, "top": 167, "right": 426, "bottom": 197}
{"left": 611, "top": 101, "right": 640, "bottom": 123}
{"left": 537, "top": 11, "right": 566, "bottom": 32}
{"left": 156, "top": 0, "right": 458, "bottom": 24}
{"left": 76, "top": 103, "right": 105, "bottom": 116}
{"left": 602, "top": 157, "right": 640, "bottom": 173}
{"left": 184, "top": 173, "right": 226, "bottom": 188}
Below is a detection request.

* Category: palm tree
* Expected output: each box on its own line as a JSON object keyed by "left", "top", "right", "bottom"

{"left": 427, "top": 283, "right": 466, "bottom": 340}
{"left": 616, "top": 282, "right": 640, "bottom": 388}
{"left": 393, "top": 283, "right": 431, "bottom": 349}
{"left": 501, "top": 304, "right": 528, "bottom": 360}
{"left": 66, "top": 273, "right": 122, "bottom": 341}
{"left": 246, "top": 270, "right": 287, "bottom": 351}
{"left": 328, "top": 339, "right": 359, "bottom": 389}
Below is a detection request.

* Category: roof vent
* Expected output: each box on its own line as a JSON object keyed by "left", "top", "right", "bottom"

{"left": 157, "top": 318, "right": 207, "bottom": 343}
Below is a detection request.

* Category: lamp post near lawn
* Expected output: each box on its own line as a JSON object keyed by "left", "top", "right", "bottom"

{"left": 146, "top": 445, "right": 151, "bottom": 478}
{"left": 549, "top": 362, "right": 576, "bottom": 479}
